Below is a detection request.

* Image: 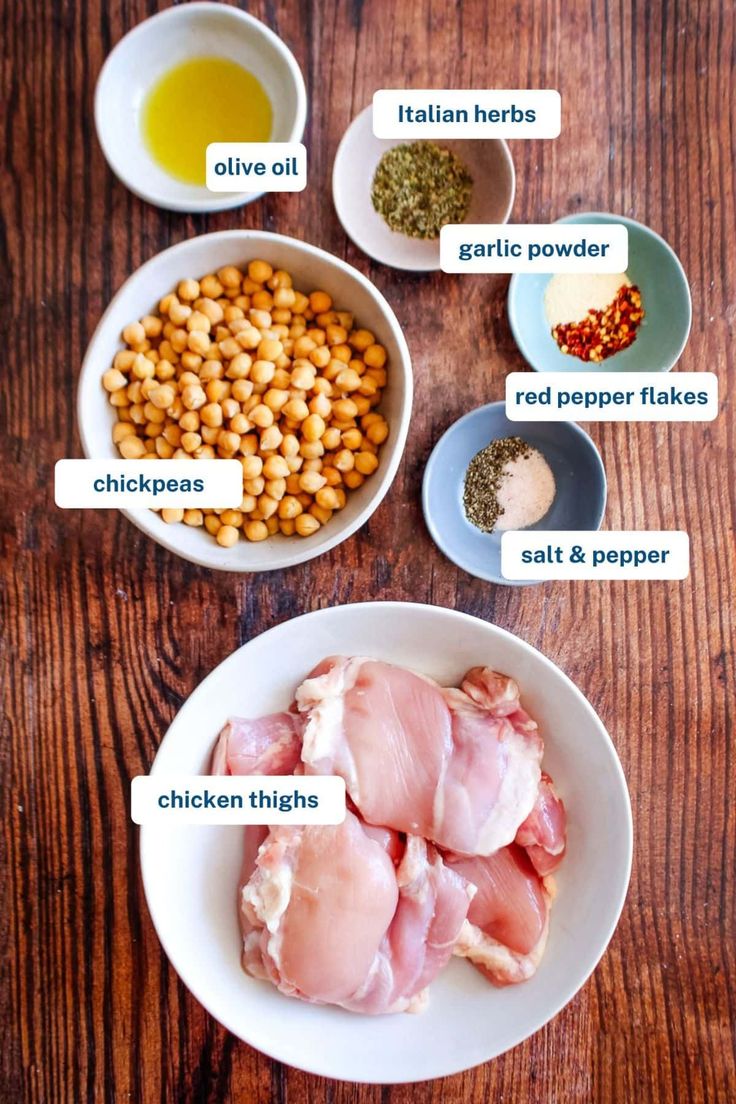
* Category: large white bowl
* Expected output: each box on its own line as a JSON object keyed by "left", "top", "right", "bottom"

{"left": 94, "top": 3, "right": 307, "bottom": 212}
{"left": 78, "top": 231, "right": 412, "bottom": 572}
{"left": 140, "top": 602, "right": 632, "bottom": 1082}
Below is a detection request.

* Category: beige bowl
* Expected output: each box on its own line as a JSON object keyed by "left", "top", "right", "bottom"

{"left": 332, "top": 104, "right": 515, "bottom": 271}
{"left": 77, "top": 231, "right": 412, "bottom": 572}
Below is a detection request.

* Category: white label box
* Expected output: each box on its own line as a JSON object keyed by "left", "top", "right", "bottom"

{"left": 372, "top": 89, "right": 561, "bottom": 139}
{"left": 441, "top": 223, "right": 628, "bottom": 273}
{"left": 131, "top": 775, "right": 346, "bottom": 825}
{"left": 501, "top": 531, "right": 690, "bottom": 581}
{"left": 506, "top": 372, "right": 719, "bottom": 421}
{"left": 55, "top": 459, "right": 243, "bottom": 509}
{"left": 206, "top": 142, "right": 307, "bottom": 192}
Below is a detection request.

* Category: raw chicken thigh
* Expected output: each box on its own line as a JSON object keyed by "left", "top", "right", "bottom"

{"left": 211, "top": 654, "right": 567, "bottom": 1013}
{"left": 296, "top": 657, "right": 542, "bottom": 855}
{"left": 240, "top": 811, "right": 473, "bottom": 1013}
{"left": 211, "top": 711, "right": 303, "bottom": 777}
{"left": 446, "top": 844, "right": 551, "bottom": 986}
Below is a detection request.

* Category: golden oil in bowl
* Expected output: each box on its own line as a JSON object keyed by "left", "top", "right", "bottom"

{"left": 142, "top": 57, "right": 273, "bottom": 186}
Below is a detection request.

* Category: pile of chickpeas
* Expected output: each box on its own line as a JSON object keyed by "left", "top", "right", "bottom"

{"left": 102, "top": 260, "right": 390, "bottom": 547}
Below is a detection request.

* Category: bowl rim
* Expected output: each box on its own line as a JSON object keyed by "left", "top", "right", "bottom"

{"left": 77, "top": 229, "right": 413, "bottom": 572}
{"left": 139, "top": 599, "right": 633, "bottom": 1082}
{"left": 332, "top": 103, "right": 516, "bottom": 272}
{"left": 421, "top": 400, "right": 607, "bottom": 585}
{"left": 93, "top": 2, "right": 308, "bottom": 213}
{"left": 507, "top": 210, "right": 693, "bottom": 374}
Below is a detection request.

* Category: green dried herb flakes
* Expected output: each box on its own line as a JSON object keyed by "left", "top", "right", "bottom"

{"left": 463, "top": 437, "right": 532, "bottom": 533}
{"left": 371, "top": 142, "right": 473, "bottom": 239}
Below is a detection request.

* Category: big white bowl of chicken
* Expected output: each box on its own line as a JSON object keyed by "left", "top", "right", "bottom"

{"left": 139, "top": 602, "right": 632, "bottom": 1082}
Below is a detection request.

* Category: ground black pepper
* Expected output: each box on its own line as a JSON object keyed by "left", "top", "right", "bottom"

{"left": 463, "top": 437, "right": 532, "bottom": 532}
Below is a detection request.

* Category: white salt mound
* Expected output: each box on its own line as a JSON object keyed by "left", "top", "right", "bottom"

{"left": 494, "top": 448, "right": 556, "bottom": 532}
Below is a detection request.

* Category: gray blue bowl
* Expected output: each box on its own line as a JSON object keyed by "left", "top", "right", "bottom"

{"left": 422, "top": 402, "right": 606, "bottom": 585}
{"left": 507, "top": 212, "right": 692, "bottom": 373}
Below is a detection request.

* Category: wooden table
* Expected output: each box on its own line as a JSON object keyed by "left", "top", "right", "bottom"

{"left": 3, "top": 0, "right": 734, "bottom": 1100}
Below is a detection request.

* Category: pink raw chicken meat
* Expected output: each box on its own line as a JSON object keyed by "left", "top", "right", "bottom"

{"left": 211, "top": 711, "right": 303, "bottom": 777}
{"left": 239, "top": 811, "right": 473, "bottom": 1013}
{"left": 515, "top": 771, "right": 567, "bottom": 875}
{"left": 295, "top": 657, "right": 543, "bottom": 855}
{"left": 446, "top": 843, "right": 551, "bottom": 986}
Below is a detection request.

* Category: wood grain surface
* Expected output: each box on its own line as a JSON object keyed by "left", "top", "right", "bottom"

{"left": 1, "top": 0, "right": 734, "bottom": 1100}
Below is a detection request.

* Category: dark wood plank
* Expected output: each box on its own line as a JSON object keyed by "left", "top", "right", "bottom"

{"left": 1, "top": 0, "right": 734, "bottom": 1101}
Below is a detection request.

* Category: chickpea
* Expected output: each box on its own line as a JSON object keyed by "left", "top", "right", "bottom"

{"left": 300, "top": 439, "right": 324, "bottom": 460}
{"left": 295, "top": 513, "right": 321, "bottom": 537}
{"left": 118, "top": 435, "right": 146, "bottom": 459}
{"left": 183, "top": 509, "right": 204, "bottom": 527}
{"left": 309, "top": 290, "right": 332, "bottom": 313}
{"left": 331, "top": 398, "right": 358, "bottom": 421}
{"left": 343, "top": 469, "right": 365, "bottom": 490}
{"left": 232, "top": 379, "right": 255, "bottom": 402}
{"left": 251, "top": 360, "right": 276, "bottom": 386}
{"left": 218, "top": 430, "right": 241, "bottom": 455}
{"left": 112, "top": 422, "right": 136, "bottom": 443}
{"left": 244, "top": 476, "right": 265, "bottom": 497}
{"left": 200, "top": 274, "right": 224, "bottom": 299}
{"left": 350, "top": 328, "right": 375, "bottom": 351}
{"left": 334, "top": 448, "right": 355, "bottom": 472}
{"left": 283, "top": 398, "right": 309, "bottom": 422}
{"left": 280, "top": 518, "right": 296, "bottom": 536}
{"left": 250, "top": 404, "right": 274, "bottom": 429}
{"left": 103, "top": 368, "right": 128, "bottom": 392}
{"left": 257, "top": 494, "right": 279, "bottom": 518}
{"left": 301, "top": 413, "right": 326, "bottom": 442}
{"left": 181, "top": 432, "right": 202, "bottom": 453}
{"left": 259, "top": 425, "right": 283, "bottom": 452}
{"left": 162, "top": 508, "right": 185, "bottom": 524}
{"left": 200, "top": 403, "right": 223, "bottom": 428}
{"left": 216, "top": 524, "right": 239, "bottom": 548}
{"left": 366, "top": 420, "right": 389, "bottom": 446}
{"left": 218, "top": 265, "right": 243, "bottom": 289}
{"left": 149, "top": 383, "right": 176, "bottom": 410}
{"left": 321, "top": 427, "right": 342, "bottom": 451}
{"left": 248, "top": 259, "right": 273, "bottom": 284}
{"left": 278, "top": 495, "right": 303, "bottom": 520}
{"left": 299, "top": 470, "right": 327, "bottom": 494}
{"left": 316, "top": 486, "right": 340, "bottom": 510}
{"left": 263, "top": 455, "right": 290, "bottom": 480}
{"left": 122, "top": 321, "right": 146, "bottom": 346}
{"left": 241, "top": 455, "right": 264, "bottom": 480}
{"left": 264, "top": 478, "right": 287, "bottom": 501}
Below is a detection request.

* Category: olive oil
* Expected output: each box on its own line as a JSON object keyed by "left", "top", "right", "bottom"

{"left": 142, "top": 57, "right": 273, "bottom": 186}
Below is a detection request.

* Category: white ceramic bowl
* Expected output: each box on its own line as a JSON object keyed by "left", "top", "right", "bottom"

{"left": 333, "top": 105, "right": 515, "bottom": 271}
{"left": 77, "top": 231, "right": 412, "bottom": 571}
{"left": 94, "top": 3, "right": 307, "bottom": 212}
{"left": 140, "top": 602, "right": 632, "bottom": 1082}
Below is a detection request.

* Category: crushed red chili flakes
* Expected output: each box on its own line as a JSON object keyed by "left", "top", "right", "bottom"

{"left": 552, "top": 284, "right": 645, "bottom": 362}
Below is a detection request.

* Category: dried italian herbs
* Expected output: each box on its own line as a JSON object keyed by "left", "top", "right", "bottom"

{"left": 371, "top": 141, "right": 473, "bottom": 239}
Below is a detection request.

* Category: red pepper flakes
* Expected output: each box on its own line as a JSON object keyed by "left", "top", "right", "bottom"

{"left": 552, "top": 284, "right": 644, "bottom": 362}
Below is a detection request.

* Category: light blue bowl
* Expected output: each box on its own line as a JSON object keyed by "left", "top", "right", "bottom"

{"left": 422, "top": 402, "right": 606, "bottom": 585}
{"left": 507, "top": 212, "right": 692, "bottom": 373}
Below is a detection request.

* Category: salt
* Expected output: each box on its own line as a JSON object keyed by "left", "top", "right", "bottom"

{"left": 494, "top": 448, "right": 556, "bottom": 531}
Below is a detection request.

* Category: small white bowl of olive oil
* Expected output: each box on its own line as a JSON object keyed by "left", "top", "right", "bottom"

{"left": 94, "top": 3, "right": 307, "bottom": 213}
